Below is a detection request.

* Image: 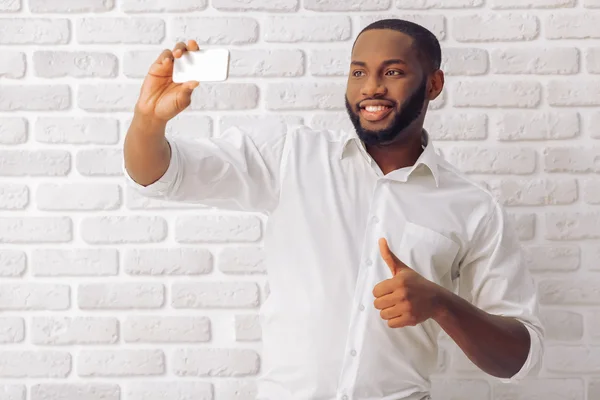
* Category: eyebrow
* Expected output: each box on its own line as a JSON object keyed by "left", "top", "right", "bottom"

{"left": 350, "top": 59, "right": 407, "bottom": 67}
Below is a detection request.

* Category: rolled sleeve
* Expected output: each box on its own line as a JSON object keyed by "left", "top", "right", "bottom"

{"left": 458, "top": 199, "right": 545, "bottom": 381}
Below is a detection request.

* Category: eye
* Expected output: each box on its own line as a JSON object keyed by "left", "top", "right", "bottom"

{"left": 386, "top": 70, "right": 404, "bottom": 76}
{"left": 352, "top": 70, "right": 365, "bottom": 77}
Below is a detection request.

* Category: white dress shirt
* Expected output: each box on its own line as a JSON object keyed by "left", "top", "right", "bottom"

{"left": 124, "top": 124, "right": 544, "bottom": 400}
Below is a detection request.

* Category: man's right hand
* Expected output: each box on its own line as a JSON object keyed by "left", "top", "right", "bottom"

{"left": 134, "top": 40, "right": 201, "bottom": 122}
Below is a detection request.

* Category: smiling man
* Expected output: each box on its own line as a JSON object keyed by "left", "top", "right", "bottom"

{"left": 124, "top": 18, "right": 544, "bottom": 400}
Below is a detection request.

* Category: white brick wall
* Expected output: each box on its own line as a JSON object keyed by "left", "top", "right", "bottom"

{"left": 0, "top": 0, "right": 596, "bottom": 398}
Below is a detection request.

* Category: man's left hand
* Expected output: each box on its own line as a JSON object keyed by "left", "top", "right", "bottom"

{"left": 373, "top": 238, "right": 444, "bottom": 328}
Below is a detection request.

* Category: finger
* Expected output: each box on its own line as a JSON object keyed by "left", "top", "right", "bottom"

{"left": 373, "top": 291, "right": 405, "bottom": 310}
{"left": 172, "top": 41, "right": 189, "bottom": 58}
{"left": 379, "top": 237, "right": 412, "bottom": 274}
{"left": 380, "top": 304, "right": 403, "bottom": 321}
{"left": 154, "top": 49, "right": 174, "bottom": 65}
{"left": 372, "top": 279, "right": 395, "bottom": 299}
{"left": 388, "top": 315, "right": 418, "bottom": 328}
{"left": 175, "top": 81, "right": 199, "bottom": 110}
{"left": 187, "top": 39, "right": 200, "bottom": 51}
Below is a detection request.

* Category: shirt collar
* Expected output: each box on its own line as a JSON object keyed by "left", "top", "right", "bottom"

{"left": 339, "top": 129, "right": 440, "bottom": 187}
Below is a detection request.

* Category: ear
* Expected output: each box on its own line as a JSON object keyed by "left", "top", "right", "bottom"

{"left": 428, "top": 69, "right": 444, "bottom": 100}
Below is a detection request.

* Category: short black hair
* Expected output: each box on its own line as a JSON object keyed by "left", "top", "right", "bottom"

{"left": 354, "top": 19, "right": 442, "bottom": 74}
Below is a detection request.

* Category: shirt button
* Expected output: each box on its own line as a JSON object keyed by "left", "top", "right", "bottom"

{"left": 351, "top": 349, "right": 357, "bottom": 357}
{"left": 366, "top": 259, "right": 372, "bottom": 266}
{"left": 359, "top": 304, "right": 365, "bottom": 311}
{"left": 371, "top": 216, "right": 379, "bottom": 224}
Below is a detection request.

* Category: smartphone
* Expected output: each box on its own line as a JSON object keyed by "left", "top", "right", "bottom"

{"left": 172, "top": 48, "right": 230, "bottom": 83}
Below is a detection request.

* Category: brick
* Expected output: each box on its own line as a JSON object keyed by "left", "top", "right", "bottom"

{"left": 0, "top": 19, "right": 70, "bottom": 44}
{"left": 172, "top": 282, "right": 260, "bottom": 309}
{"left": 125, "top": 187, "right": 204, "bottom": 210}
{"left": 305, "top": 0, "right": 390, "bottom": 10}
{"left": 395, "top": 0, "right": 483, "bottom": 8}
{"left": 454, "top": 14, "right": 538, "bottom": 42}
{"left": 220, "top": 115, "right": 303, "bottom": 136}
{"left": 30, "top": 0, "right": 114, "bottom": 12}
{"left": 0, "top": 52, "right": 25, "bottom": 78}
{"left": 214, "top": 381, "right": 256, "bottom": 400}
{"left": 588, "top": 113, "right": 600, "bottom": 138}
{"left": 77, "top": 18, "right": 164, "bottom": 44}
{"left": 175, "top": 215, "right": 261, "bottom": 243}
{"left": 0, "top": 184, "right": 28, "bottom": 210}
{"left": 440, "top": 48, "right": 488, "bottom": 76}
{"left": 31, "top": 249, "right": 118, "bottom": 276}
{"left": 219, "top": 247, "right": 266, "bottom": 274}
{"left": 76, "top": 148, "right": 123, "bottom": 176}
{"left": 0, "top": 284, "right": 70, "bottom": 310}
{"left": 0, "top": 318, "right": 24, "bottom": 343}
{"left": 78, "top": 83, "right": 138, "bottom": 112}
{"left": 454, "top": 81, "right": 541, "bottom": 108}
{"left": 122, "top": 0, "right": 207, "bottom": 12}
{"left": 0, "top": 0, "right": 20, "bottom": 11}
{"left": 123, "top": 114, "right": 212, "bottom": 140}
{"left": 32, "top": 317, "right": 118, "bottom": 345}
{"left": 0, "top": 118, "right": 27, "bottom": 144}
{"left": 34, "top": 51, "right": 117, "bottom": 78}
{"left": 495, "top": 111, "right": 579, "bottom": 140}
{"left": 586, "top": 312, "right": 600, "bottom": 341}
{"left": 123, "top": 50, "right": 159, "bottom": 78}
{"left": 359, "top": 15, "right": 446, "bottom": 39}
{"left": 540, "top": 279, "right": 600, "bottom": 304}
{"left": 509, "top": 213, "right": 535, "bottom": 240}
{"left": 78, "top": 350, "right": 164, "bottom": 377}
{"left": 430, "top": 91, "right": 446, "bottom": 110}
{"left": 81, "top": 216, "right": 167, "bottom": 244}
{"left": 0, "top": 85, "right": 70, "bottom": 111}
{"left": 37, "top": 183, "right": 121, "bottom": 211}
{"left": 587, "top": 48, "right": 600, "bottom": 73}
{"left": 124, "top": 248, "right": 212, "bottom": 276}
{"left": 525, "top": 245, "right": 580, "bottom": 271}
{"left": 487, "top": 179, "right": 577, "bottom": 206}
{"left": 230, "top": 50, "right": 304, "bottom": 77}
{"left": 78, "top": 283, "right": 165, "bottom": 309}
{"left": 546, "top": 14, "right": 600, "bottom": 39}
{"left": 171, "top": 17, "right": 258, "bottom": 45}
{"left": 494, "top": 378, "right": 583, "bottom": 400}
{"left": 235, "top": 315, "right": 261, "bottom": 341}
{"left": 0, "top": 352, "right": 71, "bottom": 378}
{"left": 214, "top": 0, "right": 297, "bottom": 11}
{"left": 546, "top": 212, "right": 600, "bottom": 240}
{"left": 424, "top": 113, "right": 487, "bottom": 140}
{"left": 309, "top": 113, "right": 354, "bottom": 132}
{"left": 490, "top": 0, "right": 575, "bottom": 7}
{"left": 0, "top": 250, "right": 26, "bottom": 277}
{"left": 31, "top": 384, "right": 119, "bottom": 400}
{"left": 265, "top": 16, "right": 351, "bottom": 42}
{"left": 544, "top": 147, "right": 600, "bottom": 173}
{"left": 549, "top": 80, "right": 600, "bottom": 106}
{"left": 0, "top": 217, "right": 72, "bottom": 243}
{"left": 584, "top": 179, "right": 600, "bottom": 204}
{"left": 430, "top": 379, "right": 490, "bottom": 400}
{"left": 126, "top": 382, "right": 212, "bottom": 400}
{"left": 446, "top": 147, "right": 536, "bottom": 174}
{"left": 0, "top": 150, "right": 70, "bottom": 176}
{"left": 124, "top": 316, "right": 210, "bottom": 343}
{"left": 35, "top": 117, "right": 119, "bottom": 145}
{"left": 539, "top": 310, "right": 582, "bottom": 341}
{"left": 309, "top": 49, "right": 349, "bottom": 77}
{"left": 190, "top": 84, "right": 259, "bottom": 110}
{"left": 172, "top": 349, "right": 259, "bottom": 377}
{"left": 266, "top": 83, "right": 345, "bottom": 110}
{"left": 491, "top": 48, "right": 578, "bottom": 74}
{"left": 0, "top": 385, "right": 25, "bottom": 400}
{"left": 546, "top": 346, "right": 600, "bottom": 372}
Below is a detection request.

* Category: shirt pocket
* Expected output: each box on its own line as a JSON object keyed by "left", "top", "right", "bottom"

{"left": 396, "top": 221, "right": 460, "bottom": 290}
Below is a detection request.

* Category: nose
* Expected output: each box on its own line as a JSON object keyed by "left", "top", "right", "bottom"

{"left": 361, "top": 76, "right": 387, "bottom": 98}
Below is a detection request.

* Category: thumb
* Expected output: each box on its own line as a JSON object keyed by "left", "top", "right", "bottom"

{"left": 378, "top": 238, "right": 411, "bottom": 276}
{"left": 175, "top": 80, "right": 199, "bottom": 110}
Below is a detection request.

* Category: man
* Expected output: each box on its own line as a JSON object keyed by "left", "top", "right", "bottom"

{"left": 123, "top": 18, "right": 544, "bottom": 400}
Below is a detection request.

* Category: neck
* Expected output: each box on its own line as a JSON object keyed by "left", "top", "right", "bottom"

{"left": 366, "top": 127, "right": 424, "bottom": 175}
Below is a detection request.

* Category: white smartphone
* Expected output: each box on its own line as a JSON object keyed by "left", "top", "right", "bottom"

{"left": 172, "top": 48, "right": 230, "bottom": 83}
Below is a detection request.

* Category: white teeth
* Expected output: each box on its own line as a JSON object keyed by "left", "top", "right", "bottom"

{"left": 365, "top": 106, "right": 388, "bottom": 112}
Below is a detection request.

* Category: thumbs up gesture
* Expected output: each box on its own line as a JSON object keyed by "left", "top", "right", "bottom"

{"left": 373, "top": 238, "right": 444, "bottom": 328}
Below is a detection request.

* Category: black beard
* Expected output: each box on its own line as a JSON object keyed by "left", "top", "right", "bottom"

{"left": 345, "top": 77, "right": 428, "bottom": 147}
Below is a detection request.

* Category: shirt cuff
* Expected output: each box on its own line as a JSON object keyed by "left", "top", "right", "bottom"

{"left": 123, "top": 137, "right": 180, "bottom": 197}
{"left": 499, "top": 323, "right": 543, "bottom": 383}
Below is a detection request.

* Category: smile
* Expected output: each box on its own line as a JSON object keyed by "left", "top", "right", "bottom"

{"left": 360, "top": 105, "right": 393, "bottom": 122}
